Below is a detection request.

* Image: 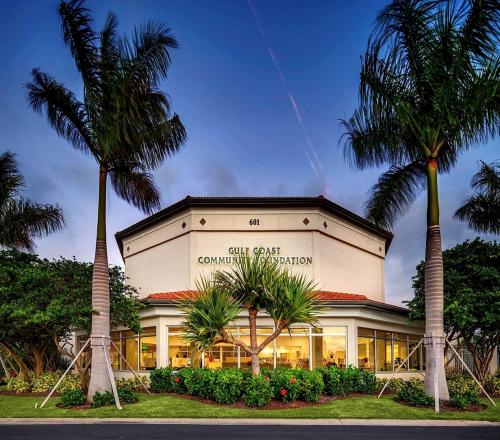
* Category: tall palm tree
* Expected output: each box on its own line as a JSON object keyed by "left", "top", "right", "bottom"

{"left": 455, "top": 160, "right": 500, "bottom": 234}
{"left": 0, "top": 151, "right": 64, "bottom": 250}
{"left": 26, "top": 0, "right": 186, "bottom": 401}
{"left": 182, "top": 256, "right": 319, "bottom": 375}
{"left": 341, "top": 0, "right": 499, "bottom": 399}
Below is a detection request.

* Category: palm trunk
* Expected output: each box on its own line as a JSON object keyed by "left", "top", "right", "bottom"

{"left": 248, "top": 307, "right": 260, "bottom": 375}
{"left": 87, "top": 165, "right": 112, "bottom": 402}
{"left": 423, "top": 158, "right": 449, "bottom": 400}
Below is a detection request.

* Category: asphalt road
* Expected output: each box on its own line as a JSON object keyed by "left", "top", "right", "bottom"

{"left": 1, "top": 424, "right": 499, "bottom": 440}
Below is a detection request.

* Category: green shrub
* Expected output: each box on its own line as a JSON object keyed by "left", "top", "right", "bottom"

{"left": 297, "top": 369, "right": 324, "bottom": 402}
{"left": 91, "top": 391, "right": 115, "bottom": 408}
{"left": 115, "top": 376, "right": 149, "bottom": 392}
{"left": 321, "top": 366, "right": 376, "bottom": 396}
{"left": 243, "top": 374, "right": 273, "bottom": 407}
{"left": 447, "top": 374, "right": 480, "bottom": 409}
{"left": 150, "top": 367, "right": 175, "bottom": 393}
{"left": 6, "top": 375, "right": 31, "bottom": 393}
{"left": 117, "top": 387, "right": 137, "bottom": 404}
{"left": 59, "top": 373, "right": 82, "bottom": 393}
{"left": 213, "top": 369, "right": 244, "bottom": 404}
{"left": 31, "top": 371, "right": 60, "bottom": 393}
{"left": 485, "top": 374, "right": 500, "bottom": 396}
{"left": 184, "top": 368, "right": 215, "bottom": 399}
{"left": 173, "top": 368, "right": 192, "bottom": 394}
{"left": 60, "top": 389, "right": 85, "bottom": 407}
{"left": 397, "top": 378, "right": 434, "bottom": 406}
{"left": 269, "top": 368, "right": 301, "bottom": 402}
{"left": 375, "top": 378, "right": 406, "bottom": 394}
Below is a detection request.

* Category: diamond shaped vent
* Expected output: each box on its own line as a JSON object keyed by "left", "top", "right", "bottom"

{"left": 303, "top": 218, "right": 310, "bottom": 225}
{"left": 199, "top": 218, "right": 206, "bottom": 226}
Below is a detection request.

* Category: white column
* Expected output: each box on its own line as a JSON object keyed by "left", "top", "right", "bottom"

{"left": 157, "top": 317, "right": 168, "bottom": 368}
{"left": 347, "top": 320, "right": 357, "bottom": 367}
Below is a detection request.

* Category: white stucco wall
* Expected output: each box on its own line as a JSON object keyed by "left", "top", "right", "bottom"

{"left": 122, "top": 207, "right": 387, "bottom": 301}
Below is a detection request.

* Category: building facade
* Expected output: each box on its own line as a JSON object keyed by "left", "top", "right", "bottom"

{"left": 81, "top": 196, "right": 428, "bottom": 377}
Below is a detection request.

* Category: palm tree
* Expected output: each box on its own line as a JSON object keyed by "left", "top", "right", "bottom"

{"left": 182, "top": 256, "right": 319, "bottom": 375}
{"left": 26, "top": 0, "right": 186, "bottom": 401}
{"left": 341, "top": 0, "right": 499, "bottom": 400}
{"left": 0, "top": 151, "right": 64, "bottom": 250}
{"left": 455, "top": 161, "right": 500, "bottom": 234}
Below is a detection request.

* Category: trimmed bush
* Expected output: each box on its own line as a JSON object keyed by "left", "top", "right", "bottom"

{"left": 213, "top": 369, "right": 244, "bottom": 404}
{"left": 150, "top": 367, "right": 175, "bottom": 393}
{"left": 321, "top": 366, "right": 376, "bottom": 396}
{"left": 269, "top": 368, "right": 301, "bottom": 402}
{"left": 91, "top": 391, "right": 115, "bottom": 408}
{"left": 243, "top": 374, "right": 274, "bottom": 407}
{"left": 117, "top": 387, "right": 138, "bottom": 404}
{"left": 184, "top": 368, "right": 215, "bottom": 399}
{"left": 447, "top": 374, "right": 480, "bottom": 409}
{"left": 397, "top": 378, "right": 434, "bottom": 406}
{"left": 6, "top": 375, "right": 31, "bottom": 393}
{"left": 31, "top": 371, "right": 60, "bottom": 393}
{"left": 173, "top": 368, "right": 192, "bottom": 394}
{"left": 60, "top": 389, "right": 85, "bottom": 407}
{"left": 297, "top": 369, "right": 324, "bottom": 402}
{"left": 115, "top": 376, "right": 149, "bottom": 392}
{"left": 375, "top": 378, "right": 405, "bottom": 394}
{"left": 59, "top": 373, "right": 82, "bottom": 393}
{"left": 485, "top": 374, "right": 500, "bottom": 396}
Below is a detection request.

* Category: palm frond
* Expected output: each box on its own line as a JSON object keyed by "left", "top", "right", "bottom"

{"left": 180, "top": 281, "right": 240, "bottom": 351}
{"left": 365, "top": 160, "right": 427, "bottom": 229}
{"left": 108, "top": 162, "right": 160, "bottom": 214}
{"left": 25, "top": 69, "right": 97, "bottom": 157}
{"left": 58, "top": 0, "right": 98, "bottom": 86}
{"left": 0, "top": 152, "right": 25, "bottom": 205}
{"left": 265, "top": 271, "right": 319, "bottom": 327}
{"left": 0, "top": 199, "right": 65, "bottom": 251}
{"left": 454, "top": 161, "right": 500, "bottom": 234}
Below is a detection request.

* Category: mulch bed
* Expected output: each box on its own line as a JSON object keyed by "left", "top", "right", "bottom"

{"left": 0, "top": 390, "right": 60, "bottom": 397}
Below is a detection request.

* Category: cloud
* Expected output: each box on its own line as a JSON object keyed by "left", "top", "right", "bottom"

{"left": 199, "top": 161, "right": 241, "bottom": 196}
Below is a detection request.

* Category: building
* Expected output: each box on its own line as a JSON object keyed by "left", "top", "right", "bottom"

{"left": 82, "top": 196, "right": 427, "bottom": 378}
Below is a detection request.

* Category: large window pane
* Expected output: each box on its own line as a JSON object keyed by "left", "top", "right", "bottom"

{"left": 376, "top": 337, "right": 392, "bottom": 371}
{"left": 204, "top": 344, "right": 239, "bottom": 369}
{"left": 313, "top": 335, "right": 346, "bottom": 368}
{"left": 123, "top": 336, "right": 138, "bottom": 370}
{"left": 357, "top": 336, "right": 375, "bottom": 370}
{"left": 393, "top": 337, "right": 408, "bottom": 370}
{"left": 140, "top": 335, "right": 157, "bottom": 370}
{"left": 409, "top": 340, "right": 421, "bottom": 370}
{"left": 276, "top": 334, "right": 309, "bottom": 369}
{"left": 110, "top": 332, "right": 121, "bottom": 370}
{"left": 239, "top": 335, "right": 274, "bottom": 369}
{"left": 168, "top": 334, "right": 199, "bottom": 368}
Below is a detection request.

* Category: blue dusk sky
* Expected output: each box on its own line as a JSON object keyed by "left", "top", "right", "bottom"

{"left": 0, "top": 0, "right": 497, "bottom": 305}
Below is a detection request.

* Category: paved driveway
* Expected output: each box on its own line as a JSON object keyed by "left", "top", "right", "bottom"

{"left": 1, "top": 424, "right": 499, "bottom": 440}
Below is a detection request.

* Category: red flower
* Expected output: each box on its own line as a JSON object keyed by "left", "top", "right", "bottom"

{"left": 290, "top": 377, "right": 296, "bottom": 384}
{"left": 175, "top": 377, "right": 180, "bottom": 383}
{"left": 264, "top": 376, "right": 269, "bottom": 381}
{"left": 280, "top": 389, "right": 287, "bottom": 396}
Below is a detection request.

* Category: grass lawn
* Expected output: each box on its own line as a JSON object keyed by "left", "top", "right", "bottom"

{"left": 0, "top": 393, "right": 499, "bottom": 420}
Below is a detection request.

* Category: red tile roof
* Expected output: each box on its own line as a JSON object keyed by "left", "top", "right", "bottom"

{"left": 146, "top": 290, "right": 368, "bottom": 301}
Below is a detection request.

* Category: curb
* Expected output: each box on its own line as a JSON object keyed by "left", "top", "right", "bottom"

{"left": 0, "top": 418, "right": 499, "bottom": 426}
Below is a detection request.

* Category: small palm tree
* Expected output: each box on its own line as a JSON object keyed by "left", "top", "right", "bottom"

{"left": 26, "top": 0, "right": 186, "bottom": 401}
{"left": 455, "top": 161, "right": 499, "bottom": 234}
{"left": 0, "top": 151, "right": 64, "bottom": 249}
{"left": 341, "top": 0, "right": 499, "bottom": 399}
{"left": 182, "top": 256, "right": 319, "bottom": 375}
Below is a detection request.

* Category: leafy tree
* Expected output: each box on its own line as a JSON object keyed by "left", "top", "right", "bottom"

{"left": 25, "top": 0, "right": 186, "bottom": 400}
{"left": 406, "top": 238, "right": 500, "bottom": 383}
{"left": 0, "top": 250, "right": 142, "bottom": 379}
{"left": 0, "top": 151, "right": 64, "bottom": 250}
{"left": 455, "top": 161, "right": 500, "bottom": 234}
{"left": 340, "top": 0, "right": 499, "bottom": 399}
{"left": 182, "top": 256, "right": 319, "bottom": 375}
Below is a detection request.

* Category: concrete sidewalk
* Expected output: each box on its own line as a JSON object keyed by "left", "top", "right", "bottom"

{"left": 0, "top": 418, "right": 498, "bottom": 426}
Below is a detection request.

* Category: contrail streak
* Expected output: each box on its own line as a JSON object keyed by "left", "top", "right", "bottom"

{"left": 247, "top": 0, "right": 330, "bottom": 196}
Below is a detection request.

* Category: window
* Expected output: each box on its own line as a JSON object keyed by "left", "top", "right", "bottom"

{"left": 239, "top": 327, "right": 274, "bottom": 369}
{"left": 276, "top": 328, "right": 310, "bottom": 369}
{"left": 358, "top": 328, "right": 424, "bottom": 372}
{"left": 168, "top": 329, "right": 201, "bottom": 368}
{"left": 108, "top": 327, "right": 157, "bottom": 371}
{"left": 140, "top": 327, "right": 157, "bottom": 370}
{"left": 312, "top": 327, "right": 347, "bottom": 369}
